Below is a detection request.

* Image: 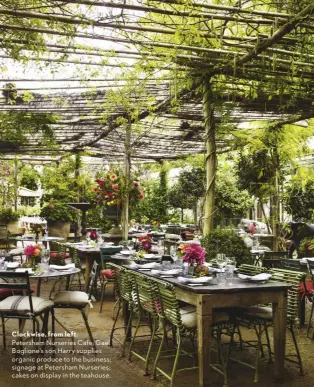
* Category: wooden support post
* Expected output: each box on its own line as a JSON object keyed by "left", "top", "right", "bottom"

{"left": 121, "top": 121, "right": 131, "bottom": 243}
{"left": 202, "top": 77, "right": 216, "bottom": 235}
{"left": 14, "top": 158, "right": 18, "bottom": 212}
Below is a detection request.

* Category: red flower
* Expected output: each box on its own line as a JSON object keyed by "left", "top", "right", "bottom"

{"left": 112, "top": 184, "right": 119, "bottom": 190}
{"left": 134, "top": 182, "right": 139, "bottom": 188}
{"left": 139, "top": 192, "right": 144, "bottom": 199}
{"left": 49, "top": 204, "right": 54, "bottom": 209}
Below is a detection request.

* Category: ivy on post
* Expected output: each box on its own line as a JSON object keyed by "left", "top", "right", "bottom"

{"left": 121, "top": 118, "right": 131, "bottom": 244}
{"left": 202, "top": 76, "right": 216, "bottom": 235}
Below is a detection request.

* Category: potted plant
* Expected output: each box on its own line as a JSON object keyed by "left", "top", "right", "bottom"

{"left": 40, "top": 200, "right": 78, "bottom": 241}
{"left": 0, "top": 207, "right": 20, "bottom": 233}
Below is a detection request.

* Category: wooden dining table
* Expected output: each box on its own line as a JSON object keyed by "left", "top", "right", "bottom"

{"left": 124, "top": 267, "right": 290, "bottom": 387}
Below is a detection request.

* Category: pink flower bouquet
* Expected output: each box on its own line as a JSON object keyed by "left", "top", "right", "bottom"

{"left": 181, "top": 243, "right": 206, "bottom": 265}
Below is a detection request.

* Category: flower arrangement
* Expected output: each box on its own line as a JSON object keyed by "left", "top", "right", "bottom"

{"left": 179, "top": 243, "right": 206, "bottom": 265}
{"left": 89, "top": 230, "right": 98, "bottom": 241}
{"left": 141, "top": 215, "right": 149, "bottom": 224}
{"left": 138, "top": 234, "right": 153, "bottom": 252}
{"left": 22, "top": 244, "right": 42, "bottom": 268}
{"left": 92, "top": 170, "right": 144, "bottom": 209}
{"left": 249, "top": 222, "right": 257, "bottom": 236}
{"left": 151, "top": 220, "right": 160, "bottom": 231}
{"left": 30, "top": 224, "right": 43, "bottom": 237}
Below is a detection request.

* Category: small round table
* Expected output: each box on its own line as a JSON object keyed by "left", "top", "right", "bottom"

{"left": 30, "top": 267, "right": 81, "bottom": 296}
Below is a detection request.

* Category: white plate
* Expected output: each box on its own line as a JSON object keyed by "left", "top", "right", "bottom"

{"left": 15, "top": 268, "right": 34, "bottom": 273}
{"left": 121, "top": 250, "right": 132, "bottom": 255}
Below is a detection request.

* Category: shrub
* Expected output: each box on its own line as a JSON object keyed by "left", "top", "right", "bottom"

{"left": 201, "top": 228, "right": 251, "bottom": 266}
{"left": 40, "top": 200, "right": 78, "bottom": 222}
{"left": 0, "top": 208, "right": 20, "bottom": 223}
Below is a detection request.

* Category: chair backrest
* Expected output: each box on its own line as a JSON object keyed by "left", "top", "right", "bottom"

{"left": 263, "top": 251, "right": 288, "bottom": 268}
{"left": 68, "top": 246, "right": 81, "bottom": 268}
{"left": 100, "top": 247, "right": 122, "bottom": 269}
{"left": 86, "top": 261, "right": 99, "bottom": 299}
{"left": 281, "top": 259, "right": 302, "bottom": 271}
{"left": 128, "top": 270, "right": 157, "bottom": 317}
{"left": 269, "top": 268, "right": 306, "bottom": 322}
{"left": 0, "top": 271, "right": 33, "bottom": 313}
{"left": 238, "top": 264, "right": 268, "bottom": 276}
{"left": 152, "top": 276, "right": 183, "bottom": 329}
{"left": 107, "top": 263, "right": 133, "bottom": 303}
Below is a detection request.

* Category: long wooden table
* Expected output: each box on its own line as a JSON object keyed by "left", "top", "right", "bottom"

{"left": 125, "top": 268, "right": 289, "bottom": 387}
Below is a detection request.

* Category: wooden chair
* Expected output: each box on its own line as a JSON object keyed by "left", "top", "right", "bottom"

{"left": 0, "top": 271, "right": 54, "bottom": 349}
{"left": 51, "top": 261, "right": 99, "bottom": 349}
{"left": 99, "top": 246, "right": 122, "bottom": 313}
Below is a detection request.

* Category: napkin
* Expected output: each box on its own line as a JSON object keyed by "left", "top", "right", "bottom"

{"left": 131, "top": 262, "right": 159, "bottom": 269}
{"left": 7, "top": 262, "right": 20, "bottom": 269}
{"left": 238, "top": 273, "right": 272, "bottom": 281}
{"left": 49, "top": 263, "right": 75, "bottom": 270}
{"left": 15, "top": 268, "right": 34, "bottom": 274}
{"left": 151, "top": 269, "right": 181, "bottom": 275}
{"left": 177, "top": 276, "right": 213, "bottom": 284}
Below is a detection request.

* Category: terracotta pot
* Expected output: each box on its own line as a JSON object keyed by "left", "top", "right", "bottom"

{"left": 47, "top": 220, "right": 70, "bottom": 241}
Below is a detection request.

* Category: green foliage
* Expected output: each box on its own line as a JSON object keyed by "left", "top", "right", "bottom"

{"left": 132, "top": 168, "right": 169, "bottom": 223}
{"left": 299, "top": 237, "right": 314, "bottom": 256}
{"left": 0, "top": 111, "right": 57, "bottom": 145}
{"left": 215, "top": 162, "right": 253, "bottom": 225}
{"left": 85, "top": 208, "right": 112, "bottom": 233}
{"left": 39, "top": 200, "right": 78, "bottom": 223}
{"left": 19, "top": 165, "right": 40, "bottom": 191}
{"left": 0, "top": 207, "right": 20, "bottom": 223}
{"left": 201, "top": 228, "right": 251, "bottom": 266}
{"left": 284, "top": 174, "right": 314, "bottom": 221}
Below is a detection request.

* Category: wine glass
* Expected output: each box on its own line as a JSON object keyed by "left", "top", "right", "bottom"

{"left": 216, "top": 253, "right": 227, "bottom": 270}
{"left": 41, "top": 249, "right": 50, "bottom": 270}
{"left": 0, "top": 250, "right": 6, "bottom": 269}
{"left": 127, "top": 240, "right": 134, "bottom": 251}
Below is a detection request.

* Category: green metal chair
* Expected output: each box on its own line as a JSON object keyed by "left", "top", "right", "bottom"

{"left": 262, "top": 251, "right": 288, "bottom": 268}
{"left": 106, "top": 263, "right": 135, "bottom": 354}
{"left": 99, "top": 246, "right": 122, "bottom": 313}
{"left": 236, "top": 267, "right": 306, "bottom": 381}
{"left": 151, "top": 277, "right": 232, "bottom": 387}
{"left": 127, "top": 270, "right": 160, "bottom": 375}
{"left": 67, "top": 245, "right": 85, "bottom": 290}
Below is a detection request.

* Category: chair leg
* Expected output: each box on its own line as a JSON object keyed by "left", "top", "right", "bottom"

{"left": 109, "top": 301, "right": 122, "bottom": 346}
{"left": 307, "top": 299, "right": 314, "bottom": 339}
{"left": 170, "top": 329, "right": 181, "bottom": 387}
{"left": 152, "top": 319, "right": 167, "bottom": 380}
{"left": 254, "top": 324, "right": 263, "bottom": 383}
{"left": 144, "top": 317, "right": 158, "bottom": 376}
{"left": 2, "top": 316, "right": 6, "bottom": 349}
{"left": 128, "top": 313, "right": 142, "bottom": 362}
{"left": 289, "top": 325, "right": 304, "bottom": 376}
{"left": 99, "top": 281, "right": 108, "bottom": 313}
{"left": 264, "top": 325, "right": 273, "bottom": 363}
{"left": 80, "top": 308, "right": 96, "bottom": 350}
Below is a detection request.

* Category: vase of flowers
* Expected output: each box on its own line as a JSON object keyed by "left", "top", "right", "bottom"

{"left": 178, "top": 243, "right": 206, "bottom": 276}
{"left": 138, "top": 234, "right": 153, "bottom": 252}
{"left": 30, "top": 224, "right": 43, "bottom": 241}
{"left": 23, "top": 244, "right": 42, "bottom": 269}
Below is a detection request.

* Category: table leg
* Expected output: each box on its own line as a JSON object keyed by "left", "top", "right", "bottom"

{"left": 84, "top": 254, "right": 93, "bottom": 291}
{"left": 272, "top": 291, "right": 287, "bottom": 381}
{"left": 196, "top": 294, "right": 212, "bottom": 387}
{"left": 36, "top": 278, "right": 42, "bottom": 297}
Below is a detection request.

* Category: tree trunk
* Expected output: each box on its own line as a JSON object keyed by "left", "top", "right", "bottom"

{"left": 202, "top": 77, "right": 216, "bottom": 235}
{"left": 194, "top": 203, "right": 198, "bottom": 226}
{"left": 181, "top": 208, "right": 184, "bottom": 223}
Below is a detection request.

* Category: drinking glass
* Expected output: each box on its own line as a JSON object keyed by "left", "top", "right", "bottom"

{"left": 127, "top": 240, "right": 134, "bottom": 251}
{"left": 41, "top": 249, "right": 50, "bottom": 271}
{"left": 226, "top": 257, "right": 236, "bottom": 274}
{"left": 216, "top": 272, "right": 227, "bottom": 286}
{"left": 216, "top": 253, "right": 227, "bottom": 270}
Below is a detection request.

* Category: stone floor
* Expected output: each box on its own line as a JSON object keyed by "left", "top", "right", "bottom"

{"left": 0, "top": 279, "right": 314, "bottom": 387}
